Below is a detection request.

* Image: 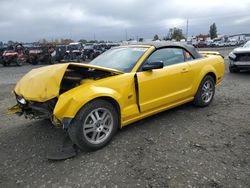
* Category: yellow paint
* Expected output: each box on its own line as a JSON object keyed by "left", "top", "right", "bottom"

{"left": 199, "top": 51, "right": 221, "bottom": 56}
{"left": 15, "top": 64, "right": 68, "bottom": 102}
{"left": 14, "top": 45, "right": 225, "bottom": 127}
{"left": 14, "top": 63, "right": 123, "bottom": 102}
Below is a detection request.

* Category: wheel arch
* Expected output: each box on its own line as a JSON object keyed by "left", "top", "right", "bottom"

{"left": 87, "top": 96, "right": 121, "bottom": 128}
{"left": 193, "top": 67, "right": 217, "bottom": 96}
{"left": 54, "top": 86, "right": 122, "bottom": 128}
{"left": 205, "top": 72, "right": 216, "bottom": 82}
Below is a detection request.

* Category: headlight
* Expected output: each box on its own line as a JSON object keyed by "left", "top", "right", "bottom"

{"left": 229, "top": 52, "right": 236, "bottom": 60}
{"left": 16, "top": 96, "right": 27, "bottom": 105}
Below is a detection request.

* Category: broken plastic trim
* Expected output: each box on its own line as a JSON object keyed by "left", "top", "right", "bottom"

{"left": 62, "top": 118, "right": 73, "bottom": 130}
{"left": 14, "top": 95, "right": 57, "bottom": 120}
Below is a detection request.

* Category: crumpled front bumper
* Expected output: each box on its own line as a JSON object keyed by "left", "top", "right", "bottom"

{"left": 8, "top": 95, "right": 73, "bottom": 129}
{"left": 8, "top": 104, "right": 22, "bottom": 115}
{"left": 9, "top": 94, "right": 57, "bottom": 119}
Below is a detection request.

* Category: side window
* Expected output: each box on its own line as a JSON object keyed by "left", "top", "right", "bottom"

{"left": 146, "top": 48, "right": 185, "bottom": 67}
{"left": 184, "top": 51, "right": 194, "bottom": 61}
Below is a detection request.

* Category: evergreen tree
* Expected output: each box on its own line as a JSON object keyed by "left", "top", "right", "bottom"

{"left": 153, "top": 34, "right": 159, "bottom": 41}
{"left": 209, "top": 23, "right": 218, "bottom": 39}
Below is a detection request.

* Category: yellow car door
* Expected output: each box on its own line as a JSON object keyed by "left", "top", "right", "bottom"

{"left": 136, "top": 47, "right": 194, "bottom": 113}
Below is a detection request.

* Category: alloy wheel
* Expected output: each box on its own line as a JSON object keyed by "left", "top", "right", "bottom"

{"left": 83, "top": 108, "right": 114, "bottom": 144}
{"left": 201, "top": 80, "right": 214, "bottom": 103}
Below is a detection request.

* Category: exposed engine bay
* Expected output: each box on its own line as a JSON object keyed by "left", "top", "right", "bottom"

{"left": 60, "top": 64, "right": 117, "bottom": 94}
{"left": 12, "top": 64, "right": 119, "bottom": 120}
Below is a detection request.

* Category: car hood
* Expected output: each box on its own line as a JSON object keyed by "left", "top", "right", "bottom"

{"left": 233, "top": 47, "right": 250, "bottom": 54}
{"left": 15, "top": 63, "right": 123, "bottom": 102}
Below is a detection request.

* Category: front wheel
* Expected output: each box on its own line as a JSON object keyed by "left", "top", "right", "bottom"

{"left": 194, "top": 75, "right": 215, "bottom": 107}
{"left": 16, "top": 58, "right": 23, "bottom": 66}
{"left": 229, "top": 66, "right": 239, "bottom": 73}
{"left": 68, "top": 99, "right": 119, "bottom": 151}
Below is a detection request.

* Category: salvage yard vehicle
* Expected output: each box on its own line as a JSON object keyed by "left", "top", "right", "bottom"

{"left": 194, "top": 41, "right": 208, "bottom": 48}
{"left": 9, "top": 42, "right": 224, "bottom": 159}
{"left": 27, "top": 47, "right": 44, "bottom": 65}
{"left": 27, "top": 46, "right": 55, "bottom": 65}
{"left": 2, "top": 44, "right": 26, "bottom": 66}
{"left": 54, "top": 45, "right": 67, "bottom": 62}
{"left": 0, "top": 47, "right": 6, "bottom": 64}
{"left": 228, "top": 40, "right": 250, "bottom": 73}
{"left": 83, "top": 46, "right": 94, "bottom": 59}
{"left": 64, "top": 42, "right": 85, "bottom": 62}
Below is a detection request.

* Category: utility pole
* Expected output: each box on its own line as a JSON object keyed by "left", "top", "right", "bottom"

{"left": 186, "top": 19, "right": 189, "bottom": 41}
{"left": 125, "top": 29, "right": 128, "bottom": 41}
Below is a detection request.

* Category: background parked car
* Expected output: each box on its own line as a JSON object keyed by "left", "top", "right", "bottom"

{"left": 64, "top": 42, "right": 85, "bottom": 62}
{"left": 0, "top": 47, "right": 6, "bottom": 64}
{"left": 27, "top": 45, "right": 55, "bottom": 65}
{"left": 228, "top": 40, "right": 250, "bottom": 73}
{"left": 1, "top": 44, "right": 26, "bottom": 66}
{"left": 54, "top": 45, "right": 67, "bottom": 62}
{"left": 195, "top": 41, "right": 208, "bottom": 48}
{"left": 83, "top": 45, "right": 102, "bottom": 60}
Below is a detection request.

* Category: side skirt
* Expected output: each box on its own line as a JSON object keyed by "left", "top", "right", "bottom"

{"left": 121, "top": 97, "right": 194, "bottom": 127}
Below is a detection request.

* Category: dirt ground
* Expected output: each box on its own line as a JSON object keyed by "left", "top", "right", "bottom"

{"left": 0, "top": 47, "right": 249, "bottom": 188}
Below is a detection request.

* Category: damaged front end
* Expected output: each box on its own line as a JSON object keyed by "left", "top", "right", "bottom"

{"left": 9, "top": 63, "right": 122, "bottom": 126}
{"left": 9, "top": 94, "right": 57, "bottom": 120}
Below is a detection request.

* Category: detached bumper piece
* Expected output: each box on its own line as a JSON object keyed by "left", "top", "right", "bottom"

{"left": 46, "top": 146, "right": 78, "bottom": 161}
{"left": 8, "top": 104, "right": 22, "bottom": 115}
{"left": 46, "top": 132, "right": 78, "bottom": 161}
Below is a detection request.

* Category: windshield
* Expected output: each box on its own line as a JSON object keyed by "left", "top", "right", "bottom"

{"left": 243, "top": 41, "right": 250, "bottom": 48}
{"left": 89, "top": 47, "right": 148, "bottom": 72}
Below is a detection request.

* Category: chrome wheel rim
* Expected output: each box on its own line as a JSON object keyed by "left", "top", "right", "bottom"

{"left": 201, "top": 80, "right": 214, "bottom": 103}
{"left": 83, "top": 108, "right": 113, "bottom": 144}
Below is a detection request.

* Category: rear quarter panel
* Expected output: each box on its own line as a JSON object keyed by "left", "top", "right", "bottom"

{"left": 188, "top": 55, "right": 225, "bottom": 95}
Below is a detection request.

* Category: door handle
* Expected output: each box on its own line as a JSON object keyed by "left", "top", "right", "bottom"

{"left": 181, "top": 68, "right": 189, "bottom": 73}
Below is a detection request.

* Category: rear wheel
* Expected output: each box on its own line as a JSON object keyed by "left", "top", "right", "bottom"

{"left": 16, "top": 58, "right": 23, "bottom": 66}
{"left": 31, "top": 57, "right": 38, "bottom": 65}
{"left": 194, "top": 75, "right": 215, "bottom": 107}
{"left": 3, "top": 61, "right": 7, "bottom": 66}
{"left": 68, "top": 99, "right": 119, "bottom": 151}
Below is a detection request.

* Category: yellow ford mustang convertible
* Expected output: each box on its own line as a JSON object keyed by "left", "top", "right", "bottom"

{"left": 10, "top": 42, "right": 224, "bottom": 153}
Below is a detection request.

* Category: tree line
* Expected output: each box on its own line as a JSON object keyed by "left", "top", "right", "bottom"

{"left": 150, "top": 23, "right": 218, "bottom": 42}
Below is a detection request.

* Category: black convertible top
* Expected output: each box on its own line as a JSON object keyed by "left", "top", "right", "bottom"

{"left": 131, "top": 42, "right": 202, "bottom": 59}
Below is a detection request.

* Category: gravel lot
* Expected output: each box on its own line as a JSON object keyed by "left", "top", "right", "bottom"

{"left": 0, "top": 47, "right": 249, "bottom": 188}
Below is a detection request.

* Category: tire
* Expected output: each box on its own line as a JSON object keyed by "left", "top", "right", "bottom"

{"left": 16, "top": 58, "right": 23, "bottom": 66}
{"left": 194, "top": 75, "right": 215, "bottom": 107}
{"left": 50, "top": 57, "right": 55, "bottom": 64}
{"left": 229, "top": 66, "right": 239, "bottom": 73}
{"left": 32, "top": 60, "right": 37, "bottom": 65}
{"left": 68, "top": 99, "right": 119, "bottom": 151}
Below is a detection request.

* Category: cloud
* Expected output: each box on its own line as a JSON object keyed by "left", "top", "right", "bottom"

{"left": 0, "top": 0, "right": 250, "bottom": 42}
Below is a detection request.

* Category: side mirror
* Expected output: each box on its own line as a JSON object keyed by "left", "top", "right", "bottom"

{"left": 142, "top": 61, "right": 164, "bottom": 71}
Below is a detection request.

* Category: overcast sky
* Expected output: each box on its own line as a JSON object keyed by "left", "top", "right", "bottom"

{"left": 1, "top": 0, "right": 250, "bottom": 42}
